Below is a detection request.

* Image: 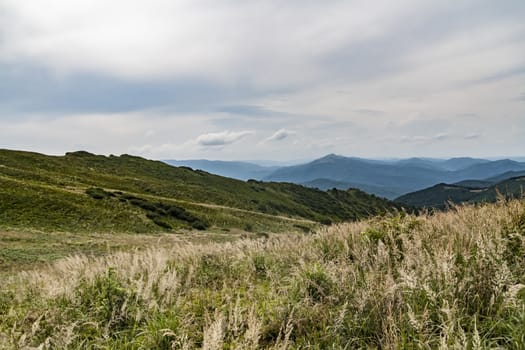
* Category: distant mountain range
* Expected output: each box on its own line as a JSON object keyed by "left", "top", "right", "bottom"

{"left": 167, "top": 154, "right": 525, "bottom": 199}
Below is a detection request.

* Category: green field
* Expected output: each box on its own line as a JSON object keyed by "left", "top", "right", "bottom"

{"left": 1, "top": 200, "right": 525, "bottom": 348}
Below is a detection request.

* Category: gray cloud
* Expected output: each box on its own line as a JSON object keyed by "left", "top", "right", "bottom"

{"left": 514, "top": 93, "right": 525, "bottom": 101}
{"left": 195, "top": 130, "right": 254, "bottom": 147}
{"left": 456, "top": 113, "right": 478, "bottom": 118}
{"left": 468, "top": 66, "right": 525, "bottom": 86}
{"left": 464, "top": 133, "right": 482, "bottom": 140}
{"left": 0, "top": 64, "right": 267, "bottom": 115}
{"left": 397, "top": 118, "right": 452, "bottom": 135}
{"left": 214, "top": 105, "right": 289, "bottom": 118}
{"left": 354, "top": 109, "right": 385, "bottom": 116}
{"left": 400, "top": 133, "right": 451, "bottom": 144}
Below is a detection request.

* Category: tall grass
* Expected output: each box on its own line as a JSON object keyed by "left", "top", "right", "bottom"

{"left": 1, "top": 200, "right": 525, "bottom": 349}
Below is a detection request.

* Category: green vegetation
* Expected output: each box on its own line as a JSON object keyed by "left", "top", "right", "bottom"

{"left": 396, "top": 176, "right": 525, "bottom": 208}
{"left": 1, "top": 200, "right": 525, "bottom": 348}
{"left": 0, "top": 149, "right": 403, "bottom": 235}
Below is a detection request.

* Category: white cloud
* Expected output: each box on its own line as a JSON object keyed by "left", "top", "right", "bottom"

{"left": 265, "top": 129, "right": 296, "bottom": 142}
{"left": 195, "top": 130, "right": 254, "bottom": 147}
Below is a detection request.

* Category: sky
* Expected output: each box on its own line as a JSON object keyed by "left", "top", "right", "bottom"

{"left": 1, "top": 0, "right": 524, "bottom": 161}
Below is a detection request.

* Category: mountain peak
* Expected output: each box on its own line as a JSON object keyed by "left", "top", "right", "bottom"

{"left": 316, "top": 153, "right": 346, "bottom": 162}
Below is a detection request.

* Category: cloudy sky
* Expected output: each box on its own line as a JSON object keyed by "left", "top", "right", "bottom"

{"left": 1, "top": 0, "right": 524, "bottom": 161}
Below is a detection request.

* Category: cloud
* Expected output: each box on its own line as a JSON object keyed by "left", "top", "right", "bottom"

{"left": 265, "top": 129, "right": 296, "bottom": 142}
{"left": 400, "top": 133, "right": 450, "bottom": 144}
{"left": 195, "top": 130, "right": 254, "bottom": 147}
{"left": 0, "top": 65, "right": 262, "bottom": 115}
{"left": 354, "top": 109, "right": 385, "bottom": 116}
{"left": 3, "top": 0, "right": 385, "bottom": 84}
{"left": 5, "top": 0, "right": 522, "bottom": 89}
{"left": 433, "top": 133, "right": 450, "bottom": 141}
{"left": 1, "top": 0, "right": 524, "bottom": 159}
{"left": 216, "top": 105, "right": 274, "bottom": 117}
{"left": 464, "top": 133, "right": 481, "bottom": 140}
{"left": 514, "top": 93, "right": 525, "bottom": 101}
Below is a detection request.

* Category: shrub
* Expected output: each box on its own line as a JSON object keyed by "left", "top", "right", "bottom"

{"left": 146, "top": 213, "right": 172, "bottom": 230}
{"left": 86, "top": 187, "right": 115, "bottom": 200}
{"left": 129, "top": 198, "right": 158, "bottom": 212}
{"left": 191, "top": 221, "right": 208, "bottom": 230}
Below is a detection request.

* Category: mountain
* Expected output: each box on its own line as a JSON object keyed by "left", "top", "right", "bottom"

{"left": 384, "top": 157, "right": 489, "bottom": 171}
{"left": 264, "top": 154, "right": 446, "bottom": 199}
{"left": 452, "top": 179, "right": 493, "bottom": 188}
{"left": 452, "top": 159, "right": 525, "bottom": 180}
{"left": 438, "top": 157, "right": 490, "bottom": 171}
{"left": 267, "top": 153, "right": 444, "bottom": 184}
{"left": 301, "top": 178, "right": 406, "bottom": 200}
{"left": 164, "top": 159, "right": 279, "bottom": 180}
{"left": 485, "top": 170, "right": 525, "bottom": 183}
{"left": 392, "top": 157, "right": 446, "bottom": 170}
{"left": 453, "top": 170, "right": 525, "bottom": 188}
{"left": 264, "top": 154, "right": 525, "bottom": 199}
{"left": 395, "top": 176, "right": 525, "bottom": 208}
{"left": 0, "top": 149, "right": 404, "bottom": 234}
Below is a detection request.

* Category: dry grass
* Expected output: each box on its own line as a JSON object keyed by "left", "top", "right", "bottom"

{"left": 1, "top": 200, "right": 525, "bottom": 349}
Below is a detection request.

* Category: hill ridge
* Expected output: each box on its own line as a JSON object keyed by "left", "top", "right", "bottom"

{"left": 0, "top": 149, "right": 403, "bottom": 234}
{"left": 396, "top": 175, "right": 525, "bottom": 208}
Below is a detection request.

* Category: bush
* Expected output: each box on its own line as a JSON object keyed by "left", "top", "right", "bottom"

{"left": 129, "top": 198, "right": 158, "bottom": 212}
{"left": 320, "top": 218, "right": 332, "bottom": 225}
{"left": 117, "top": 193, "right": 209, "bottom": 230}
{"left": 191, "top": 221, "right": 208, "bottom": 230}
{"left": 86, "top": 187, "right": 115, "bottom": 200}
{"left": 146, "top": 213, "right": 172, "bottom": 230}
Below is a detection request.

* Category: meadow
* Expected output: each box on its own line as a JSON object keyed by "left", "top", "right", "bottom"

{"left": 1, "top": 199, "right": 524, "bottom": 349}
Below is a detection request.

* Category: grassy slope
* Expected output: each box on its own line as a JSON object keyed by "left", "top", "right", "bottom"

{"left": 1, "top": 200, "right": 524, "bottom": 348}
{"left": 0, "top": 149, "right": 403, "bottom": 234}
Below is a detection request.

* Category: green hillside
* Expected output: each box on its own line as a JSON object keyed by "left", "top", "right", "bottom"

{"left": 0, "top": 149, "right": 403, "bottom": 234}
{"left": 396, "top": 176, "right": 525, "bottom": 208}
